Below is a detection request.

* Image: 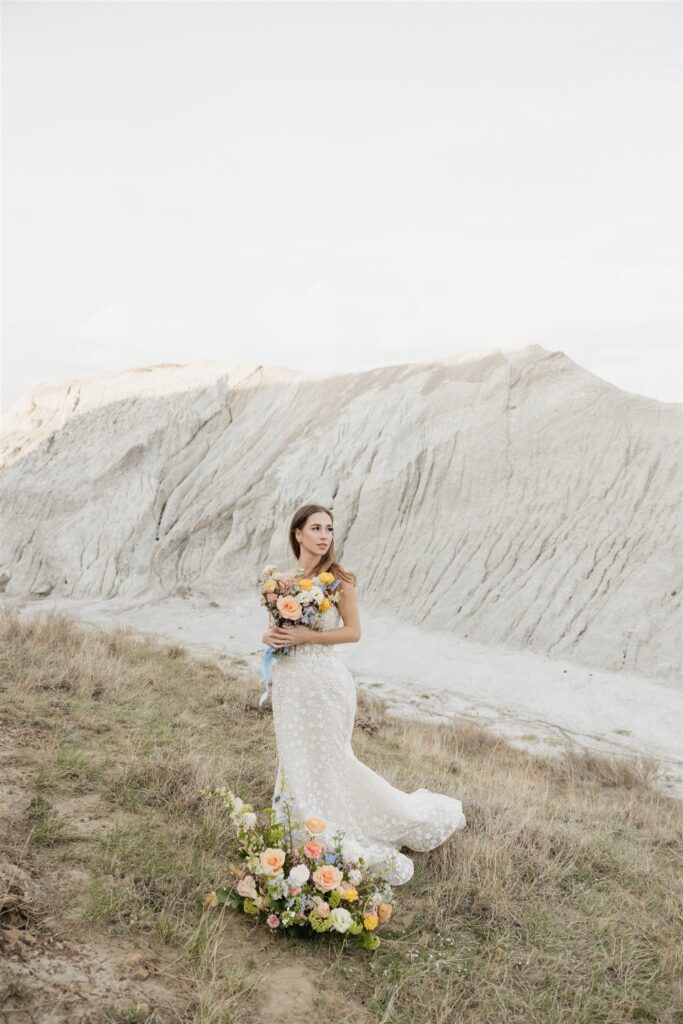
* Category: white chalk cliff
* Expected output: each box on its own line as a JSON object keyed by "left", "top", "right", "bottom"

{"left": 1, "top": 344, "right": 680, "bottom": 682}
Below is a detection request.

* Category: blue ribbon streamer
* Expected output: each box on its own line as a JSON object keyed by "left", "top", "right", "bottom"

{"left": 259, "top": 644, "right": 289, "bottom": 706}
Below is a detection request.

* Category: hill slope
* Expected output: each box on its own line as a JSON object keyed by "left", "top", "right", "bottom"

{"left": 1, "top": 344, "right": 680, "bottom": 680}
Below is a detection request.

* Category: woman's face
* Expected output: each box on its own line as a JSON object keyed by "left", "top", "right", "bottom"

{"left": 297, "top": 513, "right": 334, "bottom": 557}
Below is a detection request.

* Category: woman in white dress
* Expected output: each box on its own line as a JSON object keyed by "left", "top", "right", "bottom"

{"left": 261, "top": 503, "right": 466, "bottom": 886}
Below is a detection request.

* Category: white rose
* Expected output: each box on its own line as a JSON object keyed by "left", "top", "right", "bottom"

{"left": 342, "top": 838, "right": 363, "bottom": 864}
{"left": 288, "top": 864, "right": 311, "bottom": 887}
{"left": 329, "top": 907, "right": 353, "bottom": 933}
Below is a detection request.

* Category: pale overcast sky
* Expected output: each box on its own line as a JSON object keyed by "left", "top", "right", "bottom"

{"left": 1, "top": 0, "right": 681, "bottom": 414}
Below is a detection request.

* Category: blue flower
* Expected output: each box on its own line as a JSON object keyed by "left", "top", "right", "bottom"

{"left": 322, "top": 852, "right": 339, "bottom": 864}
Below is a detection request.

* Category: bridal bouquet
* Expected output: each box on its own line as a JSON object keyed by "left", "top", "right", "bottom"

{"left": 202, "top": 785, "right": 396, "bottom": 951}
{"left": 257, "top": 564, "right": 342, "bottom": 706}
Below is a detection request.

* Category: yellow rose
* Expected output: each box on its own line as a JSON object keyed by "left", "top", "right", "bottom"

{"left": 276, "top": 595, "right": 302, "bottom": 620}
{"left": 377, "top": 902, "right": 393, "bottom": 923}
{"left": 363, "top": 913, "right": 379, "bottom": 931}
{"left": 263, "top": 579, "right": 277, "bottom": 593}
{"left": 303, "top": 815, "right": 327, "bottom": 835}
{"left": 298, "top": 578, "right": 313, "bottom": 590}
{"left": 319, "top": 572, "right": 335, "bottom": 584}
{"left": 341, "top": 885, "right": 359, "bottom": 902}
{"left": 320, "top": 597, "right": 331, "bottom": 612}
{"left": 259, "top": 848, "right": 286, "bottom": 875}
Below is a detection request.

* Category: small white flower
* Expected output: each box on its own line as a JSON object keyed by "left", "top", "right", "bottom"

{"left": 348, "top": 868, "right": 362, "bottom": 886}
{"left": 268, "top": 877, "right": 289, "bottom": 899}
{"left": 329, "top": 907, "right": 353, "bottom": 933}
{"left": 241, "top": 812, "right": 257, "bottom": 829}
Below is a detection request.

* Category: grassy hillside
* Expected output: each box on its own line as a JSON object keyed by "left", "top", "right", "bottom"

{"left": 1, "top": 604, "right": 681, "bottom": 1024}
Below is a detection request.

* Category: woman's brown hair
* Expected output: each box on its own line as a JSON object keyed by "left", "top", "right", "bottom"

{"left": 288, "top": 503, "right": 357, "bottom": 586}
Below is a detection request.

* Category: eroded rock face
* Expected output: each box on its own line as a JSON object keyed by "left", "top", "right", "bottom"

{"left": 1, "top": 344, "right": 680, "bottom": 680}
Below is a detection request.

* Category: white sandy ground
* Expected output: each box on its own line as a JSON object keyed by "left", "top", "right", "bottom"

{"left": 4, "top": 594, "right": 682, "bottom": 800}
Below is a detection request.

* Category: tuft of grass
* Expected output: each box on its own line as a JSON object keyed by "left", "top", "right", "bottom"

{"left": 25, "top": 788, "right": 82, "bottom": 848}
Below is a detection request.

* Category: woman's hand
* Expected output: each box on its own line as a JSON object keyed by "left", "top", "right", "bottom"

{"left": 264, "top": 623, "right": 316, "bottom": 648}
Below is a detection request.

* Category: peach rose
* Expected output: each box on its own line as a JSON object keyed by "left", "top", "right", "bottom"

{"left": 276, "top": 595, "right": 302, "bottom": 620}
{"left": 377, "top": 902, "right": 393, "bottom": 923}
{"left": 312, "top": 864, "right": 344, "bottom": 893}
{"left": 315, "top": 900, "right": 331, "bottom": 918}
{"left": 303, "top": 816, "right": 327, "bottom": 836}
{"left": 259, "top": 848, "right": 286, "bottom": 875}
{"left": 304, "top": 839, "right": 324, "bottom": 859}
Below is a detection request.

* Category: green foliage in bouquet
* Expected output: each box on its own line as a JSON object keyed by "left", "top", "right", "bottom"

{"left": 201, "top": 783, "right": 397, "bottom": 951}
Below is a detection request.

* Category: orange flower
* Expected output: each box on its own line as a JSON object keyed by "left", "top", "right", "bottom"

{"left": 377, "top": 902, "right": 393, "bottom": 923}
{"left": 276, "top": 595, "right": 302, "bottom": 620}
{"left": 312, "top": 864, "right": 344, "bottom": 893}
{"left": 259, "top": 847, "right": 286, "bottom": 875}
{"left": 304, "top": 839, "right": 324, "bottom": 859}
{"left": 303, "top": 816, "right": 327, "bottom": 835}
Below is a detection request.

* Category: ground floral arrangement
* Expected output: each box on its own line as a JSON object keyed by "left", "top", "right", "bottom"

{"left": 202, "top": 786, "right": 396, "bottom": 950}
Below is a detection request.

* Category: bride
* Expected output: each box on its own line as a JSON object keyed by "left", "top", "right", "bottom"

{"left": 261, "top": 502, "right": 467, "bottom": 886}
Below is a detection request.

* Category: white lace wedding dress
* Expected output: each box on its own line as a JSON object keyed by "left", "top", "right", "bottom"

{"left": 270, "top": 603, "right": 466, "bottom": 885}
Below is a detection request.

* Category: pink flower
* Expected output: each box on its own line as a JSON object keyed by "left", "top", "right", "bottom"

{"left": 266, "top": 913, "right": 280, "bottom": 928}
{"left": 236, "top": 874, "right": 257, "bottom": 899}
{"left": 304, "top": 839, "right": 325, "bottom": 859}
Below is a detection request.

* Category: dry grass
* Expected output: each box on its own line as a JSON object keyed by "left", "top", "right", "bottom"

{"left": 0, "top": 602, "right": 681, "bottom": 1024}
